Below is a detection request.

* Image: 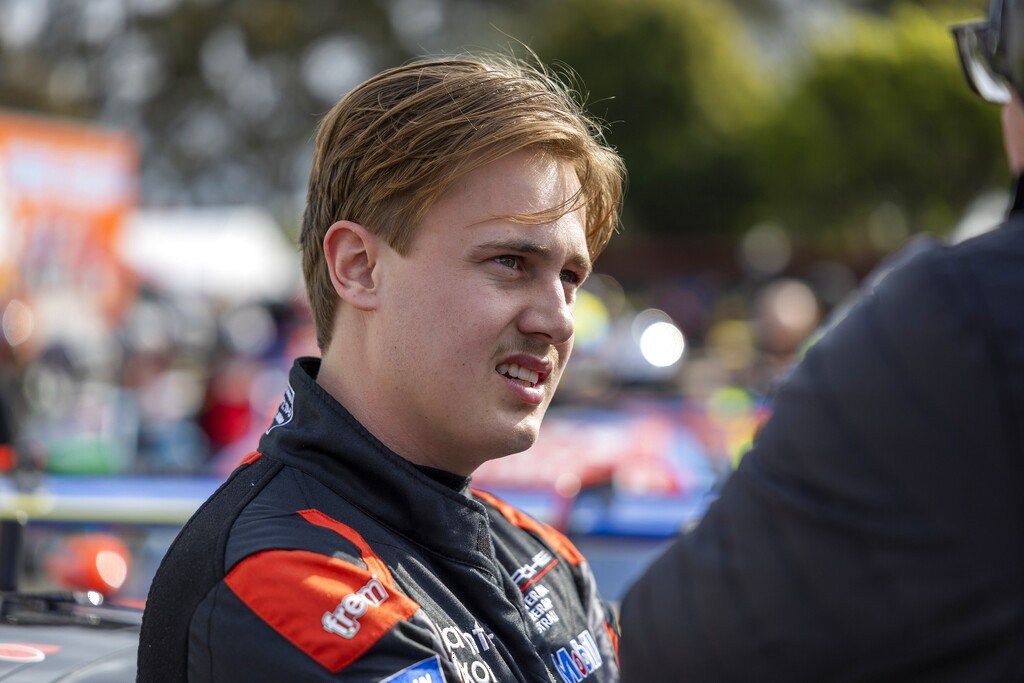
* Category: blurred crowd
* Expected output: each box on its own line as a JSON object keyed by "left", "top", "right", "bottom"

{"left": 0, "top": 282, "right": 318, "bottom": 478}
{"left": 0, "top": 214, "right": 871, "bottom": 482}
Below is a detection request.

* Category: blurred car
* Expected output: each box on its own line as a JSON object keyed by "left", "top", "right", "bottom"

{"left": 0, "top": 472, "right": 220, "bottom": 682}
{"left": 0, "top": 591, "right": 140, "bottom": 682}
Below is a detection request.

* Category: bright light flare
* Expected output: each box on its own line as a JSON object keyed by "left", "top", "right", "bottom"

{"left": 2, "top": 299, "right": 34, "bottom": 346}
{"left": 96, "top": 550, "right": 129, "bottom": 590}
{"left": 639, "top": 321, "right": 686, "bottom": 368}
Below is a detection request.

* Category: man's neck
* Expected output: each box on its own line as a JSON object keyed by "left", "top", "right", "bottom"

{"left": 315, "top": 342, "right": 478, "bottom": 477}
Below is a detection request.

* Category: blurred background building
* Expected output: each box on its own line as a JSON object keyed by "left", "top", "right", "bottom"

{"left": 0, "top": 0, "right": 1007, "bottom": 600}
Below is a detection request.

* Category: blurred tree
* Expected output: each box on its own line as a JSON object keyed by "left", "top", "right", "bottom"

{"left": 745, "top": 3, "right": 1005, "bottom": 250}
{"left": 845, "top": 0, "right": 984, "bottom": 16}
{"left": 529, "top": 0, "right": 1000, "bottom": 252}
{"left": 0, "top": 0, "right": 999, "bottom": 251}
{"left": 0, "top": 0, "right": 525, "bottom": 215}
{"left": 530, "top": 0, "right": 774, "bottom": 239}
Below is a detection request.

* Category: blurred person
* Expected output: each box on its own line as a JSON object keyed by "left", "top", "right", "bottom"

{"left": 199, "top": 355, "right": 256, "bottom": 455}
{"left": 138, "top": 52, "right": 625, "bottom": 682}
{"left": 0, "top": 341, "right": 23, "bottom": 472}
{"left": 617, "top": 1, "right": 1024, "bottom": 680}
{"left": 0, "top": 334, "right": 23, "bottom": 592}
{"left": 121, "top": 338, "right": 209, "bottom": 474}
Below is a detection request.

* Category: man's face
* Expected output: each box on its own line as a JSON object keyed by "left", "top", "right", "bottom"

{"left": 369, "top": 150, "right": 590, "bottom": 475}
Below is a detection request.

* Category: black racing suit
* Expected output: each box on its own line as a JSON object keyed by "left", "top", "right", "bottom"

{"left": 619, "top": 188, "right": 1024, "bottom": 680}
{"left": 138, "top": 357, "right": 620, "bottom": 682}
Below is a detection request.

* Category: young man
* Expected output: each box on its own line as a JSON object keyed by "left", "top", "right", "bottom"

{"left": 618, "top": 1, "right": 1024, "bottom": 680}
{"left": 138, "top": 54, "right": 625, "bottom": 682}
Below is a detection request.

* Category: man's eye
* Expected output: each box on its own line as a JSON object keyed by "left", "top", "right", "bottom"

{"left": 560, "top": 270, "right": 582, "bottom": 285}
{"left": 494, "top": 255, "right": 521, "bottom": 270}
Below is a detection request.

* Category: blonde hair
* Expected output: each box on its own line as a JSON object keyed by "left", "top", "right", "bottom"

{"left": 300, "top": 52, "right": 625, "bottom": 350}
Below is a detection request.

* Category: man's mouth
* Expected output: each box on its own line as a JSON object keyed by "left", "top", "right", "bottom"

{"left": 496, "top": 363, "right": 541, "bottom": 387}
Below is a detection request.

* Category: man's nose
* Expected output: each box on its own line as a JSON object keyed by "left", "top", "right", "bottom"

{"left": 517, "top": 278, "right": 574, "bottom": 345}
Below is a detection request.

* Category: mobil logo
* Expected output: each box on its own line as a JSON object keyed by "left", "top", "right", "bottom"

{"left": 550, "top": 629, "right": 603, "bottom": 683}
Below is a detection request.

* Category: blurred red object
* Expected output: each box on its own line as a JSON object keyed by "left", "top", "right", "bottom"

{"left": 201, "top": 359, "right": 255, "bottom": 453}
{"left": 0, "top": 445, "right": 15, "bottom": 472}
{"left": 45, "top": 533, "right": 132, "bottom": 595}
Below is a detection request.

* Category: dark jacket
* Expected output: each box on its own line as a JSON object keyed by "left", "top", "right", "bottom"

{"left": 619, "top": 206, "right": 1024, "bottom": 681}
{"left": 138, "top": 358, "right": 619, "bottom": 682}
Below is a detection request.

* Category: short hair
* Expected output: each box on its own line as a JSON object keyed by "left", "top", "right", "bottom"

{"left": 300, "top": 52, "right": 626, "bottom": 351}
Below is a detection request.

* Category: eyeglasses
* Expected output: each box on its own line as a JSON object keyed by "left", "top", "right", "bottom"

{"left": 951, "top": 20, "right": 1012, "bottom": 104}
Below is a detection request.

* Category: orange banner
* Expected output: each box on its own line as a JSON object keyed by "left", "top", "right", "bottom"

{"left": 0, "top": 111, "right": 139, "bottom": 331}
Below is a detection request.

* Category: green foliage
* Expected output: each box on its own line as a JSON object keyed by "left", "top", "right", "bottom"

{"left": 530, "top": 0, "right": 1004, "bottom": 245}
{"left": 745, "top": 4, "right": 1005, "bottom": 242}
{"left": 531, "top": 0, "right": 770, "bottom": 238}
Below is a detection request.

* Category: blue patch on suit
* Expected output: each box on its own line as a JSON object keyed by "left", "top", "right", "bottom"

{"left": 379, "top": 655, "right": 447, "bottom": 683}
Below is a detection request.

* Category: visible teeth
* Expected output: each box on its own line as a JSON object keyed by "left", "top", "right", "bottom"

{"left": 496, "top": 363, "right": 540, "bottom": 386}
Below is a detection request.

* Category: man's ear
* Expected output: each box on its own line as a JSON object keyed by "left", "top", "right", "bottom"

{"left": 323, "top": 220, "right": 380, "bottom": 311}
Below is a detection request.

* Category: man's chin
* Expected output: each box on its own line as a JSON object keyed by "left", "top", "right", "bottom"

{"left": 500, "top": 417, "right": 543, "bottom": 456}
{"left": 470, "top": 418, "right": 540, "bottom": 462}
{"left": 454, "top": 411, "right": 547, "bottom": 470}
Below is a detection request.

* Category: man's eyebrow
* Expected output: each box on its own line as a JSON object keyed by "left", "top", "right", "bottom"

{"left": 474, "top": 239, "right": 592, "bottom": 273}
